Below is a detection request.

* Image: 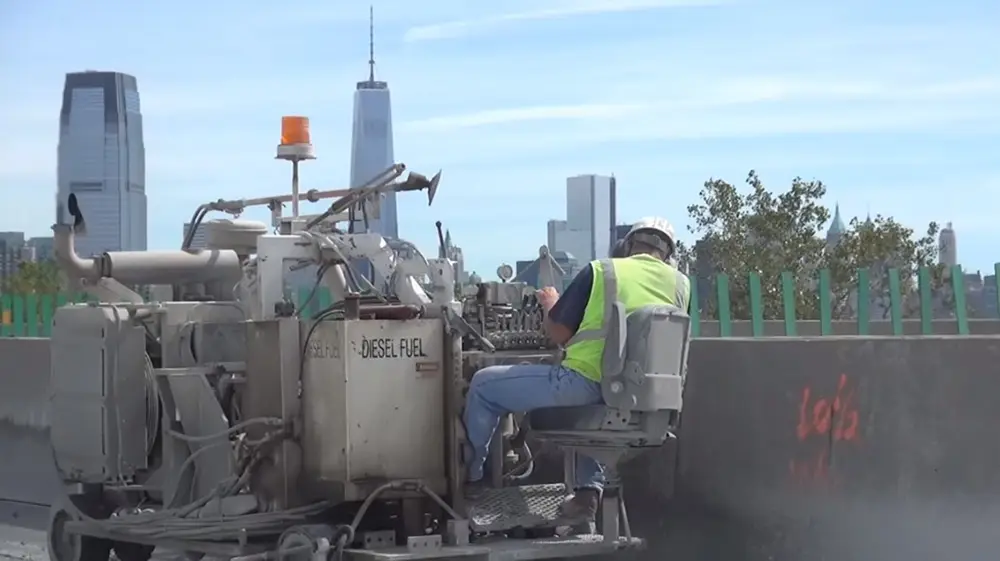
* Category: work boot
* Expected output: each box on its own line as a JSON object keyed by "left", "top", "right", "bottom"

{"left": 557, "top": 488, "right": 599, "bottom": 535}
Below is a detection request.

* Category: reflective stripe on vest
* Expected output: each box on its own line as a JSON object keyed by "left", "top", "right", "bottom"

{"left": 561, "top": 255, "right": 688, "bottom": 382}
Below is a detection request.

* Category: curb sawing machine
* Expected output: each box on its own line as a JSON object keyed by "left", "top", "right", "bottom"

{"left": 45, "top": 163, "right": 691, "bottom": 561}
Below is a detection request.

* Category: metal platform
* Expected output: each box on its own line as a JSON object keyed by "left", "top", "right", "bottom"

{"left": 467, "top": 484, "right": 574, "bottom": 533}
{"left": 344, "top": 535, "right": 644, "bottom": 561}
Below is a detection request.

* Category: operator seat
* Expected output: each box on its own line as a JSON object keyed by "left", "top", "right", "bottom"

{"left": 527, "top": 258, "right": 691, "bottom": 463}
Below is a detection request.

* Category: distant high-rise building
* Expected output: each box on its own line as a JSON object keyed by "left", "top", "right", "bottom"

{"left": 0, "top": 232, "right": 27, "bottom": 281}
{"left": 547, "top": 219, "right": 568, "bottom": 255}
{"left": 27, "top": 237, "right": 55, "bottom": 262}
{"left": 349, "top": 8, "right": 397, "bottom": 239}
{"left": 183, "top": 222, "right": 208, "bottom": 249}
{"left": 826, "top": 203, "right": 846, "bottom": 247}
{"left": 56, "top": 70, "right": 146, "bottom": 258}
{"left": 939, "top": 222, "right": 957, "bottom": 267}
{"left": 547, "top": 175, "right": 617, "bottom": 263}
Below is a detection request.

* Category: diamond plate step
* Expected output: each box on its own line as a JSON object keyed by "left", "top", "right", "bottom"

{"left": 467, "top": 483, "right": 574, "bottom": 533}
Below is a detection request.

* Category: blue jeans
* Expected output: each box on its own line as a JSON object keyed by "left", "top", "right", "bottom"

{"left": 463, "top": 363, "right": 605, "bottom": 491}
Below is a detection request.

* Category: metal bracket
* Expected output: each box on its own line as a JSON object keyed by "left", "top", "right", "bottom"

{"left": 406, "top": 535, "right": 442, "bottom": 552}
{"left": 361, "top": 530, "right": 396, "bottom": 550}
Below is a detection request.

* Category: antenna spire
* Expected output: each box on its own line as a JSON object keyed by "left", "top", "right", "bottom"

{"left": 368, "top": 6, "right": 376, "bottom": 82}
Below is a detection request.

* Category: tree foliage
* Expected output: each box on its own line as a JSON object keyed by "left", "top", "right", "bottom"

{"left": 685, "top": 171, "right": 948, "bottom": 320}
{"left": 686, "top": 171, "right": 829, "bottom": 319}
{"left": 2, "top": 261, "right": 62, "bottom": 295}
{"left": 824, "top": 216, "right": 950, "bottom": 319}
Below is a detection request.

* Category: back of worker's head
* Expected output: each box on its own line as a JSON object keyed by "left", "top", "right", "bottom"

{"left": 623, "top": 217, "right": 676, "bottom": 262}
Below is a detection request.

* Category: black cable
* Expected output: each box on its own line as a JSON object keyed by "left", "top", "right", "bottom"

{"left": 297, "top": 304, "right": 348, "bottom": 398}
{"left": 182, "top": 207, "right": 210, "bottom": 250}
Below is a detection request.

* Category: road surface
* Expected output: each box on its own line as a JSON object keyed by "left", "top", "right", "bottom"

{"left": 0, "top": 501, "right": 48, "bottom": 561}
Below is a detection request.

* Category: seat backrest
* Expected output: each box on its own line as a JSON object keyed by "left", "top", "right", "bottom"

{"left": 600, "top": 302, "right": 691, "bottom": 412}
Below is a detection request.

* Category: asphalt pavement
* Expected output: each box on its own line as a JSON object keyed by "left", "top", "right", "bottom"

{"left": 0, "top": 525, "right": 47, "bottom": 561}
{"left": 0, "top": 501, "right": 47, "bottom": 561}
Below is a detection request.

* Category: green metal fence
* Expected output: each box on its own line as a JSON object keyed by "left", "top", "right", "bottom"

{"left": 4, "top": 264, "right": 999, "bottom": 337}
{"left": 687, "top": 264, "right": 999, "bottom": 337}
{"left": 0, "top": 287, "right": 334, "bottom": 337}
{"left": 0, "top": 293, "right": 92, "bottom": 337}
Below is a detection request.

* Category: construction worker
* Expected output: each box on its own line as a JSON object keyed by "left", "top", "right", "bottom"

{"left": 462, "top": 217, "right": 691, "bottom": 529}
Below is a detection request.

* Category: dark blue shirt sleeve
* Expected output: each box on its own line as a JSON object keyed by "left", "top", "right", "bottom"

{"left": 547, "top": 263, "right": 595, "bottom": 334}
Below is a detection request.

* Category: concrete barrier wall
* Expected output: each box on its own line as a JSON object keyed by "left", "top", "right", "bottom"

{"left": 4, "top": 334, "right": 1000, "bottom": 560}
{"left": 0, "top": 338, "right": 58, "bottom": 507}
{"left": 696, "top": 318, "right": 1000, "bottom": 337}
{"left": 622, "top": 336, "right": 1000, "bottom": 561}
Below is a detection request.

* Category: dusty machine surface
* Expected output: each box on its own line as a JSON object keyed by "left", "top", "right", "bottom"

{"left": 45, "top": 159, "right": 691, "bottom": 561}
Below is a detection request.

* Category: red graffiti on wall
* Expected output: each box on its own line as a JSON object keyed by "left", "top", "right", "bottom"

{"left": 788, "top": 449, "right": 828, "bottom": 485}
{"left": 796, "top": 374, "right": 859, "bottom": 443}
{"left": 789, "top": 374, "right": 860, "bottom": 487}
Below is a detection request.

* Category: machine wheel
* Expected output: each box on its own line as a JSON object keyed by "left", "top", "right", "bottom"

{"left": 112, "top": 541, "right": 155, "bottom": 561}
{"left": 278, "top": 525, "right": 351, "bottom": 561}
{"left": 48, "top": 507, "right": 112, "bottom": 561}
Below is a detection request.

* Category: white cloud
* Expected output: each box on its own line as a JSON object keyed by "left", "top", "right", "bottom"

{"left": 403, "top": 0, "right": 726, "bottom": 42}
{"left": 402, "top": 103, "right": 645, "bottom": 132}
{"left": 396, "top": 76, "right": 1000, "bottom": 146}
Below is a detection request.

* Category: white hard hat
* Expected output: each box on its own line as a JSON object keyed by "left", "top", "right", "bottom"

{"left": 626, "top": 217, "right": 676, "bottom": 247}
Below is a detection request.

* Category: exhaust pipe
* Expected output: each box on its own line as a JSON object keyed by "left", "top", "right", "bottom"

{"left": 52, "top": 223, "right": 100, "bottom": 281}
{"left": 52, "top": 222, "right": 242, "bottom": 286}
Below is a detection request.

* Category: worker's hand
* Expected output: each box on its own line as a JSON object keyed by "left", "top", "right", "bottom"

{"left": 536, "top": 286, "right": 560, "bottom": 310}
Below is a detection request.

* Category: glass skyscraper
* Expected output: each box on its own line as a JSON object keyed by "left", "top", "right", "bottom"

{"left": 349, "top": 12, "right": 397, "bottom": 239}
{"left": 56, "top": 70, "right": 146, "bottom": 258}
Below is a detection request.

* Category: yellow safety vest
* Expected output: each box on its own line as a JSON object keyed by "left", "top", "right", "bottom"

{"left": 561, "top": 254, "right": 690, "bottom": 382}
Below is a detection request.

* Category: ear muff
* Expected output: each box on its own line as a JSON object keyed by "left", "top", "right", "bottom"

{"left": 628, "top": 231, "right": 673, "bottom": 261}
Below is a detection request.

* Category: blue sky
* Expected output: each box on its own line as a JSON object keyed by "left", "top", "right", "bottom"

{"left": 1, "top": 0, "right": 999, "bottom": 278}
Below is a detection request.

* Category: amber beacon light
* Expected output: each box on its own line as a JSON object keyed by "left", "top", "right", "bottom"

{"left": 276, "top": 115, "right": 317, "bottom": 218}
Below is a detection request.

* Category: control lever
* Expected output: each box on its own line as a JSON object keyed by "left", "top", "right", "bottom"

{"left": 435, "top": 220, "right": 447, "bottom": 258}
{"left": 442, "top": 306, "right": 496, "bottom": 353}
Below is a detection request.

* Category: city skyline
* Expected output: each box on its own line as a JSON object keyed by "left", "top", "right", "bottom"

{"left": 1, "top": 0, "right": 998, "bottom": 276}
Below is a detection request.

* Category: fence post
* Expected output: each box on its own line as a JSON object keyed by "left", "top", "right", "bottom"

{"left": 25, "top": 294, "right": 38, "bottom": 337}
{"left": 748, "top": 272, "right": 763, "bottom": 337}
{"left": 716, "top": 274, "right": 732, "bottom": 337}
{"left": 12, "top": 295, "right": 25, "bottom": 336}
{"left": 0, "top": 294, "right": 10, "bottom": 337}
{"left": 818, "top": 269, "right": 832, "bottom": 336}
{"left": 951, "top": 265, "right": 969, "bottom": 335}
{"left": 887, "top": 268, "right": 903, "bottom": 335}
{"left": 779, "top": 271, "right": 797, "bottom": 335}
{"left": 856, "top": 269, "right": 870, "bottom": 335}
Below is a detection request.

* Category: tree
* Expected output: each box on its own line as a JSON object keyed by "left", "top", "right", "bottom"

{"left": 674, "top": 240, "right": 694, "bottom": 274}
{"left": 824, "top": 216, "right": 949, "bottom": 319}
{"left": 685, "top": 171, "right": 947, "bottom": 320}
{"left": 686, "top": 171, "right": 829, "bottom": 320}
{"left": 3, "top": 261, "right": 62, "bottom": 295}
